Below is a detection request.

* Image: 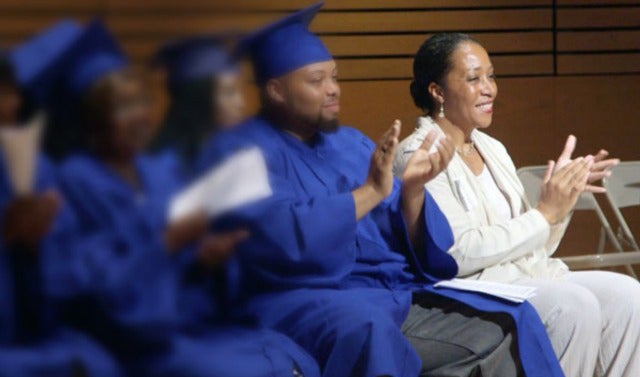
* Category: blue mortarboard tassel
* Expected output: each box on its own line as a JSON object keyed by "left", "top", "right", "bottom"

{"left": 237, "top": 1, "right": 332, "bottom": 84}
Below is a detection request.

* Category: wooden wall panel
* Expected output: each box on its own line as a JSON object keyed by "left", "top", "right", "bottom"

{"left": 104, "top": 0, "right": 552, "bottom": 11}
{"left": 123, "top": 32, "right": 554, "bottom": 69}
{"left": 335, "top": 55, "right": 554, "bottom": 80}
{"left": 558, "top": 53, "right": 640, "bottom": 74}
{"left": 558, "top": 30, "right": 640, "bottom": 51}
{"left": 103, "top": 9, "right": 553, "bottom": 38}
{"left": 557, "top": 7, "right": 640, "bottom": 29}
{"left": 0, "top": 0, "right": 96, "bottom": 11}
{"left": 311, "top": 10, "right": 552, "bottom": 33}
{"left": 556, "top": 4, "right": 640, "bottom": 75}
{"left": 558, "top": 0, "right": 639, "bottom": 4}
{"left": 325, "top": 32, "right": 553, "bottom": 56}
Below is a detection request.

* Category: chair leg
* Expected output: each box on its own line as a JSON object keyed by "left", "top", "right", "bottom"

{"left": 593, "top": 209, "right": 638, "bottom": 278}
{"left": 598, "top": 227, "right": 606, "bottom": 254}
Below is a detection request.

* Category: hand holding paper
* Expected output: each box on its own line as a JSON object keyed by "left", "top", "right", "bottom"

{"left": 0, "top": 113, "right": 45, "bottom": 195}
{"left": 169, "top": 146, "right": 272, "bottom": 222}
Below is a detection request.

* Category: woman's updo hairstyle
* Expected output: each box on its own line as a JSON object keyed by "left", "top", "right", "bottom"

{"left": 410, "top": 33, "right": 477, "bottom": 114}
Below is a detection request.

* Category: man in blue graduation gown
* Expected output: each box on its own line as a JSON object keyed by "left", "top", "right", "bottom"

{"left": 0, "top": 29, "right": 123, "bottom": 377}
{"left": 199, "top": 2, "right": 564, "bottom": 377}
{"left": 28, "top": 20, "right": 320, "bottom": 377}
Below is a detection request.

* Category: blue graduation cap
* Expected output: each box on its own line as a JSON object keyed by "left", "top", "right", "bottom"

{"left": 237, "top": 1, "right": 332, "bottom": 84}
{"left": 9, "top": 20, "right": 84, "bottom": 104}
{"left": 154, "top": 35, "right": 239, "bottom": 89}
{"left": 63, "top": 19, "right": 128, "bottom": 96}
{"left": 9, "top": 19, "right": 128, "bottom": 104}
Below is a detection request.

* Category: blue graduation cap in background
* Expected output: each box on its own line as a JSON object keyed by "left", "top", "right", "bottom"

{"left": 9, "top": 20, "right": 84, "bottom": 104}
{"left": 154, "top": 35, "right": 239, "bottom": 89}
{"left": 9, "top": 19, "right": 128, "bottom": 104}
{"left": 237, "top": 1, "right": 332, "bottom": 84}
{"left": 21, "top": 20, "right": 129, "bottom": 159}
{"left": 63, "top": 19, "right": 128, "bottom": 96}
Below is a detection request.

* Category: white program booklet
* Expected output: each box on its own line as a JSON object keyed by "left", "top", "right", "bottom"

{"left": 0, "top": 113, "right": 45, "bottom": 195}
{"left": 168, "top": 146, "right": 273, "bottom": 222}
{"left": 434, "top": 278, "right": 537, "bottom": 303}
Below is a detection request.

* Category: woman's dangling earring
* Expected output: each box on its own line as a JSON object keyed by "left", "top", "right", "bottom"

{"left": 439, "top": 102, "right": 445, "bottom": 118}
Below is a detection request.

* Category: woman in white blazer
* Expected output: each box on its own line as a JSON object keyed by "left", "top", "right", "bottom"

{"left": 394, "top": 33, "right": 640, "bottom": 377}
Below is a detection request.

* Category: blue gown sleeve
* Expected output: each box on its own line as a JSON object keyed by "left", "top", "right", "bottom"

{"left": 366, "top": 178, "right": 459, "bottom": 282}
{"left": 345, "top": 130, "right": 458, "bottom": 282}
{"left": 198, "top": 131, "right": 359, "bottom": 292}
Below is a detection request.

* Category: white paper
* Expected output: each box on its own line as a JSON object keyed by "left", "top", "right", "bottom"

{"left": 434, "top": 278, "right": 537, "bottom": 303}
{"left": 169, "top": 146, "right": 272, "bottom": 222}
{"left": 0, "top": 113, "right": 45, "bottom": 195}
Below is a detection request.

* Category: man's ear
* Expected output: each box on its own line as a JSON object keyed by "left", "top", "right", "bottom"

{"left": 428, "top": 82, "right": 445, "bottom": 105}
{"left": 265, "top": 78, "right": 286, "bottom": 105}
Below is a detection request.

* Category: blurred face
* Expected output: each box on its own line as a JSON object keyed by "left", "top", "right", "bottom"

{"left": 439, "top": 42, "right": 497, "bottom": 131}
{"left": 213, "top": 72, "right": 245, "bottom": 128}
{"left": 94, "top": 71, "right": 153, "bottom": 160}
{"left": 0, "top": 83, "right": 22, "bottom": 126}
{"left": 272, "top": 60, "right": 340, "bottom": 134}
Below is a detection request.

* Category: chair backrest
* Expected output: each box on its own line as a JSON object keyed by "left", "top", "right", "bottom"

{"left": 517, "top": 165, "right": 640, "bottom": 275}
{"left": 516, "top": 165, "right": 599, "bottom": 210}
{"left": 603, "top": 161, "right": 640, "bottom": 209}
{"left": 603, "top": 161, "right": 640, "bottom": 251}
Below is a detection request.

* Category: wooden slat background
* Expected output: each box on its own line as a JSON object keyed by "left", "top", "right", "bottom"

{"left": 1, "top": 0, "right": 637, "bottom": 78}
{"left": 1, "top": 0, "right": 640, "bottom": 261}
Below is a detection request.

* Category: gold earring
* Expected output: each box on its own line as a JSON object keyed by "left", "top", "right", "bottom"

{"left": 439, "top": 102, "right": 445, "bottom": 118}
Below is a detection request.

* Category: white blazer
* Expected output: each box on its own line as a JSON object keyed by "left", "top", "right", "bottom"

{"left": 394, "top": 116, "right": 569, "bottom": 283}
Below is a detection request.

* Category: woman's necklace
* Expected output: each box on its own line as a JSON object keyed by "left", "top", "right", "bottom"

{"left": 456, "top": 141, "right": 475, "bottom": 157}
{"left": 431, "top": 117, "right": 475, "bottom": 157}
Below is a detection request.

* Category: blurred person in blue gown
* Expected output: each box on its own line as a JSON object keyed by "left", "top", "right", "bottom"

{"left": 0, "top": 21, "right": 123, "bottom": 377}
{"left": 150, "top": 34, "right": 246, "bottom": 173}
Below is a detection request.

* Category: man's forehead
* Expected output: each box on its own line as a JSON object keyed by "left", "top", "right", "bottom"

{"left": 271, "top": 59, "right": 336, "bottom": 85}
{"left": 296, "top": 60, "right": 337, "bottom": 75}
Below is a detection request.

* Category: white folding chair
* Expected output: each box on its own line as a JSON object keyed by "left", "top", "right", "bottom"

{"left": 603, "top": 161, "right": 640, "bottom": 251}
{"left": 517, "top": 165, "right": 637, "bottom": 277}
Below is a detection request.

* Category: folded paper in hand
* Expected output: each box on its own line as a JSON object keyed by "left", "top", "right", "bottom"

{"left": 434, "top": 278, "right": 537, "bottom": 303}
{"left": 169, "top": 146, "right": 272, "bottom": 222}
{"left": 0, "top": 113, "right": 45, "bottom": 195}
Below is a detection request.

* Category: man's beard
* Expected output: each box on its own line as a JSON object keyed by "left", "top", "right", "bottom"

{"left": 290, "top": 111, "right": 340, "bottom": 136}
{"left": 318, "top": 117, "right": 340, "bottom": 133}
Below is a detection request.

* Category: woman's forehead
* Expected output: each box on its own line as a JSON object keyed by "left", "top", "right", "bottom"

{"left": 451, "top": 42, "right": 491, "bottom": 71}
